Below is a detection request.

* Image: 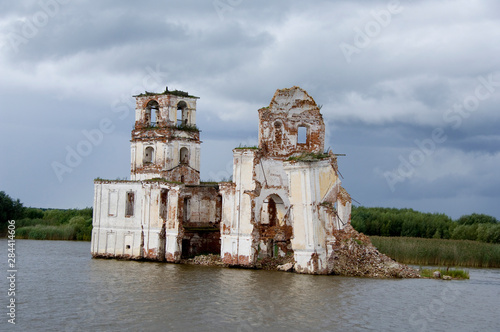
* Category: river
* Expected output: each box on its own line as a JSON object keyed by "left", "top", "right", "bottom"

{"left": 1, "top": 239, "right": 499, "bottom": 331}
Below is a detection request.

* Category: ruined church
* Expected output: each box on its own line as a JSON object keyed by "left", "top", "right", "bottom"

{"left": 91, "top": 86, "right": 352, "bottom": 274}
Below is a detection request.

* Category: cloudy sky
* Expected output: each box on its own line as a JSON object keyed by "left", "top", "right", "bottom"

{"left": 1, "top": 0, "right": 499, "bottom": 219}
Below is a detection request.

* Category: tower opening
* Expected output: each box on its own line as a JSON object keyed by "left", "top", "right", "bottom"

{"left": 177, "top": 101, "right": 188, "bottom": 126}
{"left": 180, "top": 147, "right": 189, "bottom": 165}
{"left": 146, "top": 100, "right": 159, "bottom": 127}
{"left": 144, "top": 146, "right": 154, "bottom": 164}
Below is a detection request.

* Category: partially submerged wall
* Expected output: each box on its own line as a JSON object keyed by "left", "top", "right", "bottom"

{"left": 218, "top": 87, "right": 352, "bottom": 274}
{"left": 91, "top": 180, "right": 182, "bottom": 262}
{"left": 180, "top": 185, "right": 221, "bottom": 258}
{"left": 91, "top": 86, "right": 354, "bottom": 275}
{"left": 91, "top": 180, "right": 221, "bottom": 262}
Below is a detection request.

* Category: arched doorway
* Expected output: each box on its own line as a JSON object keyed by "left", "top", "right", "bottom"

{"left": 261, "top": 194, "right": 286, "bottom": 226}
{"left": 259, "top": 194, "right": 292, "bottom": 258}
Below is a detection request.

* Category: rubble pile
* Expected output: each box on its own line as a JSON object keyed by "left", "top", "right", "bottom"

{"left": 183, "top": 225, "right": 420, "bottom": 278}
{"left": 183, "top": 254, "right": 227, "bottom": 267}
{"left": 255, "top": 253, "right": 295, "bottom": 271}
{"left": 328, "top": 225, "right": 420, "bottom": 278}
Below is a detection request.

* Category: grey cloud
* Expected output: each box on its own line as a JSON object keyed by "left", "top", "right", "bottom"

{"left": 0, "top": 0, "right": 499, "bottom": 219}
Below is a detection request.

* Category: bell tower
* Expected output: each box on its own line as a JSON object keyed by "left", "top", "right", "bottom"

{"left": 130, "top": 87, "right": 201, "bottom": 185}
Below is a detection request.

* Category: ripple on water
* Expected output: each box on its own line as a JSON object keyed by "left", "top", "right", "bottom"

{"left": 6, "top": 240, "right": 500, "bottom": 332}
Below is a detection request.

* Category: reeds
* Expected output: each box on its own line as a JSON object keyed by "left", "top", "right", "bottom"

{"left": 370, "top": 236, "right": 500, "bottom": 268}
{"left": 15, "top": 216, "right": 92, "bottom": 241}
{"left": 419, "top": 267, "right": 470, "bottom": 279}
{"left": 16, "top": 224, "right": 77, "bottom": 241}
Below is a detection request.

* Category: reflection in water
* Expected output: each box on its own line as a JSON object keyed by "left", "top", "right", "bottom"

{"left": 6, "top": 240, "right": 499, "bottom": 332}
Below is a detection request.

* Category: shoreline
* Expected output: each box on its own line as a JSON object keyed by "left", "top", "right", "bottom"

{"left": 91, "top": 226, "right": 422, "bottom": 278}
{"left": 6, "top": 235, "right": 498, "bottom": 269}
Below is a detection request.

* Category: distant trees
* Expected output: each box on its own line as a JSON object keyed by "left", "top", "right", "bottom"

{"left": 456, "top": 213, "right": 498, "bottom": 225}
{"left": 451, "top": 222, "right": 500, "bottom": 243}
{"left": 0, "top": 191, "right": 24, "bottom": 225}
{"left": 3, "top": 189, "right": 499, "bottom": 244}
{"left": 0, "top": 191, "right": 93, "bottom": 240}
{"left": 15, "top": 208, "right": 93, "bottom": 241}
{"left": 351, "top": 207, "right": 500, "bottom": 244}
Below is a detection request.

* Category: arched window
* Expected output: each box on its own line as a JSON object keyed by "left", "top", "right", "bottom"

{"left": 261, "top": 194, "right": 286, "bottom": 227}
{"left": 179, "top": 147, "right": 189, "bottom": 165}
{"left": 144, "top": 146, "right": 154, "bottom": 164}
{"left": 177, "top": 101, "right": 188, "bottom": 126}
{"left": 146, "top": 100, "right": 159, "bottom": 127}
{"left": 267, "top": 197, "right": 278, "bottom": 227}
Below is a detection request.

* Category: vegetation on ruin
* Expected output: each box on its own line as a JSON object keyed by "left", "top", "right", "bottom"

{"left": 93, "top": 177, "right": 183, "bottom": 185}
{"left": 172, "top": 123, "right": 200, "bottom": 132}
{"left": 138, "top": 123, "right": 200, "bottom": 132}
{"left": 370, "top": 236, "right": 500, "bottom": 268}
{"left": 287, "top": 152, "right": 330, "bottom": 162}
{"left": 200, "top": 181, "right": 219, "bottom": 185}
{"left": 144, "top": 178, "right": 183, "bottom": 185}
{"left": 234, "top": 145, "right": 260, "bottom": 149}
{"left": 134, "top": 87, "right": 197, "bottom": 98}
{"left": 94, "top": 177, "right": 131, "bottom": 182}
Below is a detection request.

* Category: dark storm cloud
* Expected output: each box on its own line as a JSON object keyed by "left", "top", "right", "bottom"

{"left": 0, "top": 0, "right": 499, "bottom": 219}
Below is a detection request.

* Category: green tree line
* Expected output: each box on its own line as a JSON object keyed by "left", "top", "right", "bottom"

{"left": 3, "top": 191, "right": 500, "bottom": 243}
{"left": 351, "top": 206, "right": 500, "bottom": 244}
{"left": 0, "top": 191, "right": 92, "bottom": 241}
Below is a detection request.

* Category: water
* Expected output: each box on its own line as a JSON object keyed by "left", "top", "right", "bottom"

{"left": 1, "top": 239, "right": 499, "bottom": 331}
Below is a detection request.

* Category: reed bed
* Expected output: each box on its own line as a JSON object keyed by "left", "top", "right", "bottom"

{"left": 370, "top": 236, "right": 500, "bottom": 268}
{"left": 16, "top": 224, "right": 91, "bottom": 241}
{"left": 419, "top": 267, "right": 469, "bottom": 279}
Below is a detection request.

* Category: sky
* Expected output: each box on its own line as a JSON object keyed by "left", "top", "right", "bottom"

{"left": 0, "top": 0, "right": 499, "bottom": 220}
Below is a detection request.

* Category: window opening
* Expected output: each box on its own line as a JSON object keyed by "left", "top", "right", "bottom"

{"left": 160, "top": 189, "right": 169, "bottom": 221}
{"left": 180, "top": 147, "right": 189, "bottom": 165}
{"left": 183, "top": 197, "right": 191, "bottom": 223}
{"left": 177, "top": 101, "right": 188, "bottom": 126}
{"left": 146, "top": 100, "right": 159, "bottom": 127}
{"left": 125, "top": 192, "right": 135, "bottom": 217}
{"left": 144, "top": 147, "right": 154, "bottom": 164}
{"left": 268, "top": 197, "right": 277, "bottom": 227}
{"left": 274, "top": 121, "right": 283, "bottom": 147}
{"left": 298, "top": 126, "right": 307, "bottom": 144}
